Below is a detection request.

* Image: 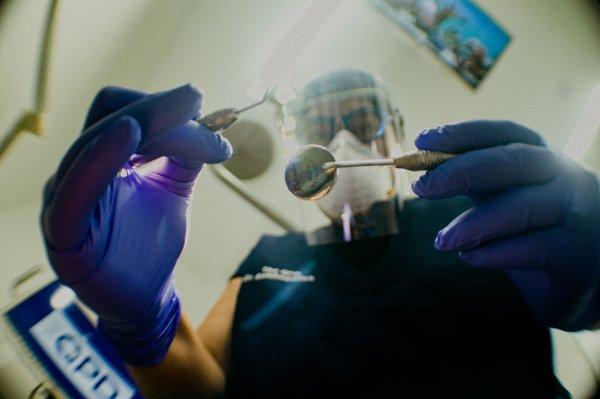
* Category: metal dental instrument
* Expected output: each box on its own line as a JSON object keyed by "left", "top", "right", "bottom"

{"left": 322, "top": 150, "right": 456, "bottom": 171}
{"left": 285, "top": 145, "right": 456, "bottom": 200}
{"left": 196, "top": 91, "right": 268, "bottom": 131}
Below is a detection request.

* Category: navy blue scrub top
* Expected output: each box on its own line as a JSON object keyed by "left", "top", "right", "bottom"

{"left": 226, "top": 198, "right": 564, "bottom": 398}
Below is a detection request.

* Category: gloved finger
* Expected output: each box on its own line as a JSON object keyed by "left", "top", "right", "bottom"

{"left": 42, "top": 175, "right": 57, "bottom": 207}
{"left": 435, "top": 179, "right": 567, "bottom": 251}
{"left": 135, "top": 122, "right": 232, "bottom": 191}
{"left": 44, "top": 116, "right": 142, "bottom": 251}
{"left": 134, "top": 157, "right": 203, "bottom": 197}
{"left": 83, "top": 86, "right": 146, "bottom": 129}
{"left": 457, "top": 226, "right": 569, "bottom": 270}
{"left": 47, "top": 88, "right": 147, "bottom": 198}
{"left": 415, "top": 120, "right": 545, "bottom": 153}
{"left": 412, "top": 143, "right": 559, "bottom": 199}
{"left": 460, "top": 226, "right": 595, "bottom": 295}
{"left": 138, "top": 121, "right": 233, "bottom": 166}
{"left": 51, "top": 84, "right": 201, "bottom": 193}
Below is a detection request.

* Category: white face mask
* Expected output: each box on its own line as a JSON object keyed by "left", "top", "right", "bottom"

{"left": 317, "top": 130, "right": 392, "bottom": 219}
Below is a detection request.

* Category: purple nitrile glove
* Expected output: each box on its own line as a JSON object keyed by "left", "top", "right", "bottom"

{"left": 40, "top": 85, "right": 232, "bottom": 365}
{"left": 412, "top": 120, "right": 600, "bottom": 331}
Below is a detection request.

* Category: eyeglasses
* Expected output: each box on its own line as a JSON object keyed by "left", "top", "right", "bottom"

{"left": 295, "top": 106, "right": 386, "bottom": 147}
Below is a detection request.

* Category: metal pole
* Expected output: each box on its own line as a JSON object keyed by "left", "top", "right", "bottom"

{"left": 34, "top": 0, "right": 61, "bottom": 117}
{"left": 0, "top": 0, "right": 60, "bottom": 165}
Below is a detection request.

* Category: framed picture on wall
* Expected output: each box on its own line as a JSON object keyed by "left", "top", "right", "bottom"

{"left": 369, "top": 0, "right": 511, "bottom": 88}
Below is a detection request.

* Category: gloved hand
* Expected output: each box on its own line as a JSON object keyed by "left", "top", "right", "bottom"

{"left": 412, "top": 120, "right": 600, "bottom": 331}
{"left": 40, "top": 84, "right": 232, "bottom": 365}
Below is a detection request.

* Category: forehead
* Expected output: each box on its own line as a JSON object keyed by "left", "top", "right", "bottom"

{"left": 302, "top": 95, "right": 377, "bottom": 117}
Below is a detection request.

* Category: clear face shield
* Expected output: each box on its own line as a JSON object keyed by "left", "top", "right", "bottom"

{"left": 277, "top": 84, "right": 407, "bottom": 246}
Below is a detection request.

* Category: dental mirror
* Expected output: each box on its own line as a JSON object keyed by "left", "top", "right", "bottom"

{"left": 284, "top": 145, "right": 337, "bottom": 200}
{"left": 285, "top": 145, "right": 455, "bottom": 200}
